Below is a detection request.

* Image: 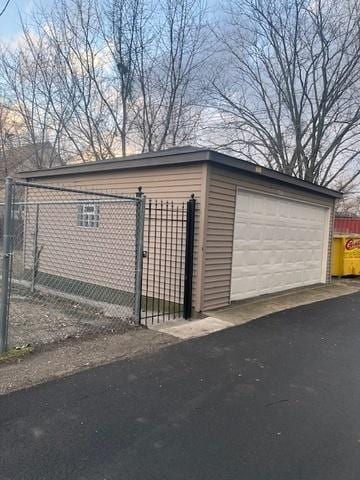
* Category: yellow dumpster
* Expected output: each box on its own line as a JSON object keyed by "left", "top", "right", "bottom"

{"left": 332, "top": 235, "right": 360, "bottom": 277}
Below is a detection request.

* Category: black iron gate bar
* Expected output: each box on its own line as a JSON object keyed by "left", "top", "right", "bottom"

{"left": 140, "top": 193, "right": 196, "bottom": 325}
{"left": 184, "top": 194, "right": 196, "bottom": 320}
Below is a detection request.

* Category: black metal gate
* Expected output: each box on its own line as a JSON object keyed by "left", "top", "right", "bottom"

{"left": 140, "top": 192, "right": 196, "bottom": 325}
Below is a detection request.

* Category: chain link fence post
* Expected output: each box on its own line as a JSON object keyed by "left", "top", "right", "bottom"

{"left": 0, "top": 177, "right": 14, "bottom": 352}
{"left": 134, "top": 187, "right": 145, "bottom": 324}
{"left": 30, "top": 204, "right": 40, "bottom": 293}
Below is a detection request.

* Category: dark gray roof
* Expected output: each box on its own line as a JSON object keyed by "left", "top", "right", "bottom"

{"left": 19, "top": 146, "right": 342, "bottom": 199}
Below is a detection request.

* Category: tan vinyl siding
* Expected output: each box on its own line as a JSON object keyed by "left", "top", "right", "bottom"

{"left": 36, "top": 167, "right": 203, "bottom": 199}
{"left": 26, "top": 163, "right": 205, "bottom": 310}
{"left": 202, "top": 166, "right": 236, "bottom": 310}
{"left": 202, "top": 165, "right": 335, "bottom": 311}
{"left": 23, "top": 193, "right": 137, "bottom": 293}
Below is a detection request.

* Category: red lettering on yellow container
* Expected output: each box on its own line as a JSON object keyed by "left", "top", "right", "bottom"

{"left": 345, "top": 238, "right": 360, "bottom": 250}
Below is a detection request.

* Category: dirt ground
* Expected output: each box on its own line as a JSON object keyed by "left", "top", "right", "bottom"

{"left": 8, "top": 285, "right": 135, "bottom": 348}
{"left": 0, "top": 328, "right": 179, "bottom": 395}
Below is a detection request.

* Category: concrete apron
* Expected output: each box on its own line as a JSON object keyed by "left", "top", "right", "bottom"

{"left": 150, "top": 279, "right": 360, "bottom": 340}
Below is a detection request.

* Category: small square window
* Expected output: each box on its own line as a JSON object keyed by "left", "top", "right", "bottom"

{"left": 77, "top": 203, "right": 99, "bottom": 228}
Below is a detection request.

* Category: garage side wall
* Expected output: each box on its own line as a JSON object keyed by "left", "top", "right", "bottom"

{"left": 25, "top": 163, "right": 206, "bottom": 312}
{"left": 202, "top": 164, "right": 335, "bottom": 311}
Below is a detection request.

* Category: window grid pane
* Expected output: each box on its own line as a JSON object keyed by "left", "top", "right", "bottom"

{"left": 78, "top": 203, "right": 99, "bottom": 228}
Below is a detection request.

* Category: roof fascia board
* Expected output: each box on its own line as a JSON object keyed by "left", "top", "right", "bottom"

{"left": 19, "top": 150, "right": 208, "bottom": 179}
{"left": 208, "top": 151, "right": 342, "bottom": 199}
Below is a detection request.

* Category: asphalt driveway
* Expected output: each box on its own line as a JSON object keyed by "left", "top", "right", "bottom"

{"left": 1, "top": 292, "right": 360, "bottom": 480}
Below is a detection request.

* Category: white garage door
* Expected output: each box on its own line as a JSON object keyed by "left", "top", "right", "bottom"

{"left": 231, "top": 188, "right": 330, "bottom": 301}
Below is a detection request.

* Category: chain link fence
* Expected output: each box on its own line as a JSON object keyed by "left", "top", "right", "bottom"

{"left": 0, "top": 179, "right": 144, "bottom": 351}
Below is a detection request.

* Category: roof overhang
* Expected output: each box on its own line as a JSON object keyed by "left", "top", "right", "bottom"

{"left": 18, "top": 147, "right": 342, "bottom": 199}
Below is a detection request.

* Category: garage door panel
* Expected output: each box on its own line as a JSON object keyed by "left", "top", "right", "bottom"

{"left": 231, "top": 189, "right": 329, "bottom": 301}
{"left": 261, "top": 250, "right": 273, "bottom": 265}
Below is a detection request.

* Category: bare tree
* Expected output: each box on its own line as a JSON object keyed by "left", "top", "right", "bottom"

{"left": 38, "top": 0, "right": 121, "bottom": 160}
{"left": 0, "top": 101, "right": 23, "bottom": 176}
{"left": 335, "top": 192, "right": 360, "bottom": 216}
{"left": 0, "top": 0, "right": 11, "bottom": 17}
{"left": 0, "top": 0, "right": 207, "bottom": 165}
{"left": 133, "top": 0, "right": 206, "bottom": 152}
{"left": 45, "top": 0, "right": 207, "bottom": 156}
{"left": 0, "top": 41, "right": 66, "bottom": 169}
{"left": 102, "top": 0, "right": 146, "bottom": 155}
{"left": 211, "top": 0, "right": 360, "bottom": 190}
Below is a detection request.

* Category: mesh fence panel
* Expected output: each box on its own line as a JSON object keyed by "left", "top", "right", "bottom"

{"left": 4, "top": 182, "right": 140, "bottom": 348}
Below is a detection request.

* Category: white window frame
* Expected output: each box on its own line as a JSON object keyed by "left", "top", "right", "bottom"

{"left": 77, "top": 202, "right": 100, "bottom": 228}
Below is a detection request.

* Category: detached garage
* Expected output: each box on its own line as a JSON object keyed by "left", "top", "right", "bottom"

{"left": 20, "top": 146, "right": 341, "bottom": 314}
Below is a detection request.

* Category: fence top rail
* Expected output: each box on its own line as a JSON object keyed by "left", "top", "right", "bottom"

{"left": 13, "top": 179, "right": 137, "bottom": 201}
{"left": 0, "top": 199, "right": 137, "bottom": 206}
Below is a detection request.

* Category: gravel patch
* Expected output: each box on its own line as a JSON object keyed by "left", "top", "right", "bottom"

{"left": 8, "top": 285, "right": 135, "bottom": 348}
